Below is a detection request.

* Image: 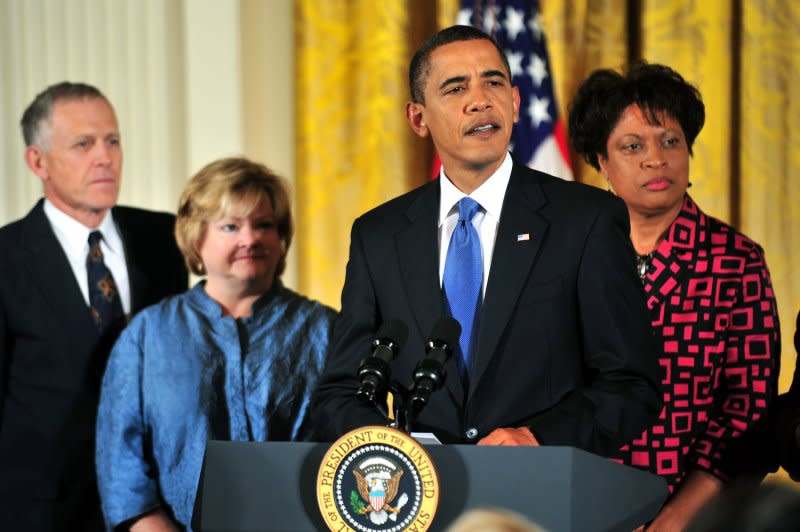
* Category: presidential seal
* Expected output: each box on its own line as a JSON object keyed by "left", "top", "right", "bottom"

{"left": 317, "top": 426, "right": 439, "bottom": 532}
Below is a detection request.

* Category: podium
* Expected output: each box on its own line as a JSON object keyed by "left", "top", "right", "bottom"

{"left": 192, "top": 440, "right": 667, "bottom": 532}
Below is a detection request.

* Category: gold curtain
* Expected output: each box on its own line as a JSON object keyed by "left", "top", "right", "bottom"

{"left": 641, "top": 2, "right": 733, "bottom": 222}
{"left": 541, "top": 0, "right": 628, "bottom": 189}
{"left": 740, "top": 1, "right": 800, "bottom": 403}
{"left": 295, "top": 1, "right": 410, "bottom": 309}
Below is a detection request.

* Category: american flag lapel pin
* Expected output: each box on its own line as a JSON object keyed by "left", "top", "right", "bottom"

{"left": 517, "top": 233, "right": 530, "bottom": 242}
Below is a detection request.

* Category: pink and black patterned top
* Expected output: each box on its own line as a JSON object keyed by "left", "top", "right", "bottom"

{"left": 611, "top": 195, "right": 781, "bottom": 492}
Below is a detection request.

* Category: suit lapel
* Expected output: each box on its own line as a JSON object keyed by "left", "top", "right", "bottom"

{"left": 396, "top": 182, "right": 444, "bottom": 343}
{"left": 20, "top": 201, "right": 98, "bottom": 344}
{"left": 395, "top": 182, "right": 465, "bottom": 400}
{"left": 113, "top": 207, "right": 152, "bottom": 312}
{"left": 470, "top": 165, "right": 549, "bottom": 396}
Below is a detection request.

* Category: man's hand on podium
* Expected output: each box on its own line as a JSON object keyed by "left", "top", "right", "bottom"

{"left": 477, "top": 426, "right": 539, "bottom": 446}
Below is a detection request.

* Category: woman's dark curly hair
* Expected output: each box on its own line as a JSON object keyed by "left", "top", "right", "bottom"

{"left": 568, "top": 62, "right": 705, "bottom": 170}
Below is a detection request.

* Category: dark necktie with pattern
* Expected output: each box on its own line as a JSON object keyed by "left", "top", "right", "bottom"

{"left": 87, "top": 230, "right": 124, "bottom": 333}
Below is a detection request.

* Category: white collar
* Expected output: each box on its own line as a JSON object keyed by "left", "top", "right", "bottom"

{"left": 43, "top": 199, "right": 122, "bottom": 255}
{"left": 438, "top": 152, "right": 513, "bottom": 225}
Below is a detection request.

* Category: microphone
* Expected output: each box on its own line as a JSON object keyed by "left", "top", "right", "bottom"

{"left": 356, "top": 320, "right": 408, "bottom": 404}
{"left": 408, "top": 317, "right": 461, "bottom": 413}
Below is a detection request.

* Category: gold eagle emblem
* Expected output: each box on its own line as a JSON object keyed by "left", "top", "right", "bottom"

{"left": 353, "top": 468, "right": 404, "bottom": 514}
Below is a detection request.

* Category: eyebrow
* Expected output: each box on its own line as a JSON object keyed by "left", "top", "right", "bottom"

{"left": 438, "top": 75, "right": 468, "bottom": 91}
{"left": 71, "top": 132, "right": 118, "bottom": 140}
{"left": 481, "top": 69, "right": 508, "bottom": 80}
{"left": 438, "top": 69, "right": 509, "bottom": 91}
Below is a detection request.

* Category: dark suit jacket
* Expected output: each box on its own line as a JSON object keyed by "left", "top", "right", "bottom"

{"left": 725, "top": 311, "right": 794, "bottom": 483}
{"left": 0, "top": 199, "right": 187, "bottom": 531}
{"left": 767, "top": 310, "right": 800, "bottom": 479}
{"left": 313, "top": 161, "right": 662, "bottom": 454}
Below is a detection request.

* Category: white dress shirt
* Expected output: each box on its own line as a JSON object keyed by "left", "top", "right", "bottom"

{"left": 43, "top": 199, "right": 132, "bottom": 314}
{"left": 438, "top": 152, "right": 513, "bottom": 299}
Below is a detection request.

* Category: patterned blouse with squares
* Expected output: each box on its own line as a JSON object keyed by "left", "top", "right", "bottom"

{"left": 611, "top": 194, "right": 781, "bottom": 492}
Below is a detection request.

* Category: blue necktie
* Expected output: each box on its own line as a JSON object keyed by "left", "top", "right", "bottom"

{"left": 87, "top": 231, "right": 124, "bottom": 333}
{"left": 443, "top": 197, "right": 483, "bottom": 376}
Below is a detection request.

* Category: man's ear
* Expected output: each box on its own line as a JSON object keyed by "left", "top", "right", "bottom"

{"left": 405, "top": 101, "right": 429, "bottom": 138}
{"left": 24, "top": 145, "right": 48, "bottom": 182}
{"left": 512, "top": 86, "right": 521, "bottom": 124}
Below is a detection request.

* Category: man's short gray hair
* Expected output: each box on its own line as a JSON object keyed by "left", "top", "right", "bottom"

{"left": 20, "top": 81, "right": 110, "bottom": 149}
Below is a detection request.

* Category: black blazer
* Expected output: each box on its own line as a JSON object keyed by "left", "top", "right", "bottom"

{"left": 0, "top": 200, "right": 187, "bottom": 531}
{"left": 775, "top": 311, "right": 800, "bottom": 478}
{"left": 313, "top": 161, "right": 661, "bottom": 453}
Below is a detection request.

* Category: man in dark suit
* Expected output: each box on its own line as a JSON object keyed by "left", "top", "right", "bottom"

{"left": 0, "top": 82, "right": 187, "bottom": 530}
{"left": 312, "top": 26, "right": 661, "bottom": 453}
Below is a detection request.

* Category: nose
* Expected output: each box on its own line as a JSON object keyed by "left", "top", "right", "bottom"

{"left": 467, "top": 86, "right": 491, "bottom": 113}
{"left": 239, "top": 226, "right": 257, "bottom": 245}
{"left": 238, "top": 224, "right": 264, "bottom": 248}
{"left": 94, "top": 142, "right": 113, "bottom": 166}
{"left": 643, "top": 146, "right": 667, "bottom": 169}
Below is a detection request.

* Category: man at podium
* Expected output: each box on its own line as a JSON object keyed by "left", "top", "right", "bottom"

{"left": 311, "top": 25, "right": 661, "bottom": 455}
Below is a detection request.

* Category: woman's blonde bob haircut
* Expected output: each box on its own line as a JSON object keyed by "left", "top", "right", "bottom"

{"left": 175, "top": 157, "right": 293, "bottom": 277}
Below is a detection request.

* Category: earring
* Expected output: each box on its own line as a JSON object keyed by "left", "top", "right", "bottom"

{"left": 687, "top": 181, "right": 693, "bottom": 188}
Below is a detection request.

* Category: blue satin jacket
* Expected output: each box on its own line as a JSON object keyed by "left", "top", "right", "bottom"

{"left": 96, "top": 281, "right": 334, "bottom": 530}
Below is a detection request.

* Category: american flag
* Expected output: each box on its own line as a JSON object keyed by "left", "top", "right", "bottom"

{"left": 458, "top": 0, "right": 573, "bottom": 180}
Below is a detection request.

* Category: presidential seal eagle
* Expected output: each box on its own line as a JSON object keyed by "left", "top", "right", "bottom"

{"left": 353, "top": 457, "right": 409, "bottom": 525}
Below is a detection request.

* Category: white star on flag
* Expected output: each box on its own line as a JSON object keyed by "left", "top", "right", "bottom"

{"left": 507, "top": 51, "right": 524, "bottom": 77}
{"left": 504, "top": 7, "right": 526, "bottom": 41}
{"left": 528, "top": 96, "right": 551, "bottom": 128}
{"left": 482, "top": 5, "right": 497, "bottom": 31}
{"left": 456, "top": 8, "right": 472, "bottom": 26}
{"left": 528, "top": 54, "right": 548, "bottom": 87}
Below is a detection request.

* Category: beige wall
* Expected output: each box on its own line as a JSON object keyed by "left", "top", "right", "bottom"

{"left": 0, "top": 0, "right": 297, "bottom": 286}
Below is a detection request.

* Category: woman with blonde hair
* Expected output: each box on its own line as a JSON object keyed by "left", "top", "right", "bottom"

{"left": 96, "top": 157, "right": 335, "bottom": 531}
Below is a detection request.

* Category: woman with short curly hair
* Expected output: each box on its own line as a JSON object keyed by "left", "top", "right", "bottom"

{"left": 569, "top": 63, "right": 780, "bottom": 530}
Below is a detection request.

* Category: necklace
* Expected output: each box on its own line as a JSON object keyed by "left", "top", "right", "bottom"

{"left": 636, "top": 252, "right": 655, "bottom": 281}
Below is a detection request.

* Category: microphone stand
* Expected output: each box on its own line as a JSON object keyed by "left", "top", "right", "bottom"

{"left": 368, "top": 393, "right": 394, "bottom": 426}
{"left": 403, "top": 397, "right": 418, "bottom": 435}
{"left": 390, "top": 381, "right": 413, "bottom": 433}
{"left": 358, "top": 379, "right": 412, "bottom": 430}
{"left": 362, "top": 368, "right": 442, "bottom": 435}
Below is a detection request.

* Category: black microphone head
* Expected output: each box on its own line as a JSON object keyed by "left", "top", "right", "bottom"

{"left": 408, "top": 318, "right": 460, "bottom": 414}
{"left": 357, "top": 320, "right": 408, "bottom": 404}
{"left": 428, "top": 317, "right": 461, "bottom": 348}
{"left": 374, "top": 319, "right": 408, "bottom": 349}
